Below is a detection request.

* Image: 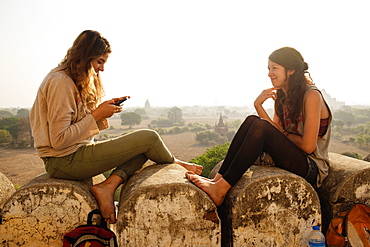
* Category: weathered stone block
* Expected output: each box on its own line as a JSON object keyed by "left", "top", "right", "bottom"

{"left": 317, "top": 152, "right": 370, "bottom": 233}
{"left": 0, "top": 172, "right": 105, "bottom": 247}
{"left": 115, "top": 163, "right": 221, "bottom": 247}
{"left": 0, "top": 172, "right": 16, "bottom": 208}
{"left": 211, "top": 163, "right": 321, "bottom": 247}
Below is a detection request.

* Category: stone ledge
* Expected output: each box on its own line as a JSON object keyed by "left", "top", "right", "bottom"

{"left": 211, "top": 162, "right": 321, "bottom": 247}
{"left": 0, "top": 172, "right": 16, "bottom": 209}
{"left": 0, "top": 172, "right": 105, "bottom": 247}
{"left": 2, "top": 152, "right": 368, "bottom": 246}
{"left": 115, "top": 163, "right": 221, "bottom": 247}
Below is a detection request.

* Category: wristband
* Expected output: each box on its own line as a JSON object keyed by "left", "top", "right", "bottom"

{"left": 283, "top": 129, "right": 290, "bottom": 137}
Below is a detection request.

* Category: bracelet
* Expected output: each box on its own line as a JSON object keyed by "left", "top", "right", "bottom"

{"left": 283, "top": 129, "right": 290, "bottom": 137}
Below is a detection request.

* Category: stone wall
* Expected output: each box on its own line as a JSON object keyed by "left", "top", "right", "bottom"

{"left": 1, "top": 153, "right": 370, "bottom": 246}
{"left": 210, "top": 163, "right": 321, "bottom": 246}
{"left": 0, "top": 173, "right": 104, "bottom": 246}
{"left": 115, "top": 164, "right": 220, "bottom": 246}
{"left": 0, "top": 172, "right": 15, "bottom": 209}
{"left": 318, "top": 152, "right": 370, "bottom": 233}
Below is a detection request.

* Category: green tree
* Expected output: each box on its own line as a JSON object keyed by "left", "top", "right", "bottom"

{"left": 225, "top": 130, "right": 236, "bottom": 142}
{"left": 333, "top": 119, "right": 344, "bottom": 128}
{"left": 190, "top": 142, "right": 230, "bottom": 177}
{"left": 0, "top": 110, "right": 13, "bottom": 119}
{"left": 229, "top": 119, "right": 242, "bottom": 129}
{"left": 120, "top": 112, "right": 142, "bottom": 128}
{"left": 364, "top": 135, "right": 370, "bottom": 146}
{"left": 168, "top": 126, "right": 189, "bottom": 134}
{"left": 0, "top": 129, "right": 11, "bottom": 144}
{"left": 0, "top": 116, "right": 31, "bottom": 148}
{"left": 333, "top": 111, "right": 355, "bottom": 128}
{"left": 0, "top": 117, "right": 19, "bottom": 129}
{"left": 18, "top": 117, "right": 32, "bottom": 148}
{"left": 190, "top": 125, "right": 207, "bottom": 132}
{"left": 134, "top": 108, "right": 149, "bottom": 119}
{"left": 150, "top": 118, "right": 173, "bottom": 127}
{"left": 7, "top": 122, "right": 21, "bottom": 146}
{"left": 195, "top": 130, "right": 228, "bottom": 145}
{"left": 354, "top": 135, "right": 365, "bottom": 147}
{"left": 167, "top": 107, "right": 185, "bottom": 126}
{"left": 16, "top": 108, "right": 30, "bottom": 118}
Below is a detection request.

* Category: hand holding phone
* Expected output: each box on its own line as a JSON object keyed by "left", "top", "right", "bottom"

{"left": 114, "top": 97, "right": 130, "bottom": 106}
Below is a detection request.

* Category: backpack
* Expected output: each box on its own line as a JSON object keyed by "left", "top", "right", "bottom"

{"left": 63, "top": 209, "right": 118, "bottom": 247}
{"left": 326, "top": 203, "right": 370, "bottom": 247}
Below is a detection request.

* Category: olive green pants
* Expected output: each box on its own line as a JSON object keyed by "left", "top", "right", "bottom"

{"left": 44, "top": 129, "right": 174, "bottom": 182}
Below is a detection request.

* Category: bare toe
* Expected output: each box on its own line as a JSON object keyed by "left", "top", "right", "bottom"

{"left": 176, "top": 159, "right": 203, "bottom": 175}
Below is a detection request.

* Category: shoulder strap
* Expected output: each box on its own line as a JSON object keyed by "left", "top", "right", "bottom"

{"left": 345, "top": 203, "right": 370, "bottom": 246}
{"left": 326, "top": 211, "right": 348, "bottom": 246}
{"left": 87, "top": 209, "right": 108, "bottom": 228}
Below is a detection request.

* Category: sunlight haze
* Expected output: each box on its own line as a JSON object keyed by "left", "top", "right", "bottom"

{"left": 0, "top": 0, "right": 369, "bottom": 109}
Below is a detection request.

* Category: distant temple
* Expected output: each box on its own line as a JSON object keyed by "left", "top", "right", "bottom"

{"left": 215, "top": 113, "right": 228, "bottom": 136}
{"left": 321, "top": 89, "right": 345, "bottom": 110}
{"left": 145, "top": 99, "right": 151, "bottom": 109}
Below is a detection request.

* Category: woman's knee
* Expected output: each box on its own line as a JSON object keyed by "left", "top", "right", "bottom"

{"left": 249, "top": 118, "right": 277, "bottom": 137}
{"left": 245, "top": 115, "right": 259, "bottom": 123}
{"left": 253, "top": 118, "right": 272, "bottom": 128}
{"left": 240, "top": 115, "right": 259, "bottom": 128}
{"left": 132, "top": 129, "right": 161, "bottom": 141}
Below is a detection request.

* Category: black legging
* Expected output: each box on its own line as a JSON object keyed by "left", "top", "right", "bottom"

{"left": 219, "top": 115, "right": 310, "bottom": 186}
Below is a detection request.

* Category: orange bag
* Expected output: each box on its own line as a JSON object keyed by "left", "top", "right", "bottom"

{"left": 326, "top": 203, "right": 370, "bottom": 247}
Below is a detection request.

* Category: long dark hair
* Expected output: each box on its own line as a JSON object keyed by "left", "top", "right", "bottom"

{"left": 59, "top": 30, "right": 111, "bottom": 111}
{"left": 269, "top": 47, "right": 313, "bottom": 127}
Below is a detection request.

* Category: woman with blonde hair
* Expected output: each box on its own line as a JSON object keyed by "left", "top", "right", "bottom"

{"left": 30, "top": 30, "right": 202, "bottom": 224}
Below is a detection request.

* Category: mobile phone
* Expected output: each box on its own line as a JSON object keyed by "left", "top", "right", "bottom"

{"left": 114, "top": 97, "right": 129, "bottom": 106}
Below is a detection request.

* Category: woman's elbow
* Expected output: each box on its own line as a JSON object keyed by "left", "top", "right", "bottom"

{"left": 51, "top": 142, "right": 67, "bottom": 151}
{"left": 302, "top": 144, "right": 316, "bottom": 154}
{"left": 50, "top": 136, "right": 70, "bottom": 151}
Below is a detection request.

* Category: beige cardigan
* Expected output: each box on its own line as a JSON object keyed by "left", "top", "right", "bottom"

{"left": 30, "top": 67, "right": 108, "bottom": 158}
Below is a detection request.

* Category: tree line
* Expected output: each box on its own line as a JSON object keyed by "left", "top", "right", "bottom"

{"left": 2, "top": 105, "right": 370, "bottom": 157}
{"left": 331, "top": 106, "right": 370, "bottom": 158}
{"left": 0, "top": 109, "right": 32, "bottom": 148}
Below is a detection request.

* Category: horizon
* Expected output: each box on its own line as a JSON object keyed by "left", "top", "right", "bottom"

{"left": 1, "top": 1, "right": 370, "bottom": 109}
{"left": 0, "top": 91, "right": 367, "bottom": 112}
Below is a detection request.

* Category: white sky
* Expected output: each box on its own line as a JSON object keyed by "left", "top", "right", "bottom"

{"left": 0, "top": 0, "right": 369, "bottom": 109}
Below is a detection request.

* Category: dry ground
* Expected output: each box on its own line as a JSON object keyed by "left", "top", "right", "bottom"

{"left": 0, "top": 117, "right": 368, "bottom": 187}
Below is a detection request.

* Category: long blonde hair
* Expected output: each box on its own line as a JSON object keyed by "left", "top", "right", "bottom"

{"left": 59, "top": 30, "right": 111, "bottom": 112}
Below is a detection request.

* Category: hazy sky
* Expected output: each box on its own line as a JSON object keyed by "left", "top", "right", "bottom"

{"left": 0, "top": 0, "right": 369, "bottom": 109}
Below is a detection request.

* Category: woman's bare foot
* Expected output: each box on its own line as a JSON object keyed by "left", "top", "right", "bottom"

{"left": 91, "top": 184, "right": 117, "bottom": 224}
{"left": 185, "top": 171, "right": 222, "bottom": 182}
{"left": 90, "top": 174, "right": 124, "bottom": 224}
{"left": 186, "top": 171, "right": 212, "bottom": 181}
{"left": 185, "top": 171, "right": 231, "bottom": 206}
{"left": 175, "top": 159, "right": 203, "bottom": 175}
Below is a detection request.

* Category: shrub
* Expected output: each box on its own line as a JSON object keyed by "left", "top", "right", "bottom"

{"left": 341, "top": 151, "right": 363, "bottom": 160}
{"left": 190, "top": 142, "right": 230, "bottom": 177}
{"left": 195, "top": 131, "right": 228, "bottom": 145}
{"left": 168, "top": 126, "right": 189, "bottom": 134}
